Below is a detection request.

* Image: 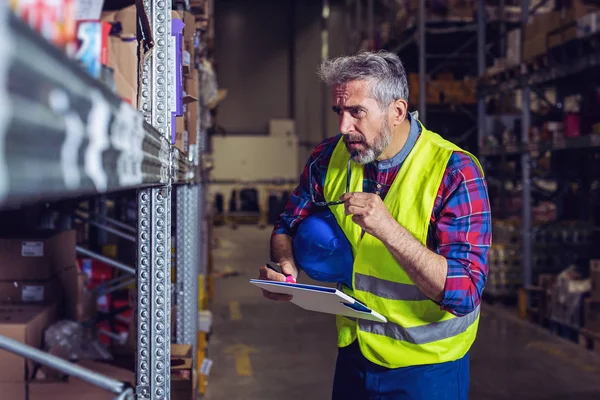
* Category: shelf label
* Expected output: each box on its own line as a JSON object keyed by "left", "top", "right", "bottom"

{"left": 111, "top": 103, "right": 144, "bottom": 186}
{"left": 22, "top": 285, "right": 44, "bottom": 302}
{"left": 199, "top": 358, "right": 214, "bottom": 376}
{"left": 22, "top": 241, "right": 44, "bottom": 257}
{"left": 85, "top": 90, "right": 110, "bottom": 192}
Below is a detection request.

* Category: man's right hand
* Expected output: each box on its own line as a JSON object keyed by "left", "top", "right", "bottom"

{"left": 258, "top": 261, "right": 297, "bottom": 302}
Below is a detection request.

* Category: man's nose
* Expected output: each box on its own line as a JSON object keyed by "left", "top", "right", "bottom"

{"left": 339, "top": 113, "right": 353, "bottom": 135}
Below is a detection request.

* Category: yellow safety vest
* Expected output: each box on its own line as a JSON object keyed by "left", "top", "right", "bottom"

{"left": 323, "top": 122, "right": 484, "bottom": 368}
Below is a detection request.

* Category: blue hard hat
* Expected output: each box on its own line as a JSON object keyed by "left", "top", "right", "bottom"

{"left": 292, "top": 210, "right": 354, "bottom": 288}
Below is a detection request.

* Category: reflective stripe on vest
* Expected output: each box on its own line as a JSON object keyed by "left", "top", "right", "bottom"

{"left": 354, "top": 273, "right": 430, "bottom": 301}
{"left": 358, "top": 305, "right": 481, "bottom": 345}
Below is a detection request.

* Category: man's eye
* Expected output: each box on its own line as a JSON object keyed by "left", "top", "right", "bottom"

{"left": 350, "top": 109, "right": 364, "bottom": 118}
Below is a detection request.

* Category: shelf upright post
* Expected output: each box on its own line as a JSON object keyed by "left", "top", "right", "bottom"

{"left": 137, "top": 0, "right": 173, "bottom": 398}
{"left": 367, "top": 0, "right": 374, "bottom": 47}
{"left": 520, "top": 0, "right": 533, "bottom": 292}
{"left": 175, "top": 185, "right": 197, "bottom": 347}
{"left": 418, "top": 0, "right": 426, "bottom": 125}
{"left": 345, "top": 0, "right": 352, "bottom": 54}
{"left": 356, "top": 0, "right": 362, "bottom": 50}
{"left": 477, "top": 0, "right": 486, "bottom": 156}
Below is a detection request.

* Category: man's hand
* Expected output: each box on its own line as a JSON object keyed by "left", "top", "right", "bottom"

{"left": 340, "top": 192, "right": 398, "bottom": 240}
{"left": 258, "top": 260, "right": 297, "bottom": 301}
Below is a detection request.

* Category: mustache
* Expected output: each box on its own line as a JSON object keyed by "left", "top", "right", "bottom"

{"left": 343, "top": 134, "right": 365, "bottom": 143}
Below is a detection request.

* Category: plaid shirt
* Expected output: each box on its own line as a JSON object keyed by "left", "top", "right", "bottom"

{"left": 273, "top": 118, "right": 492, "bottom": 317}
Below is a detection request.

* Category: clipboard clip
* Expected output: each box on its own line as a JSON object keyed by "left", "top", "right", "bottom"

{"left": 266, "top": 262, "right": 296, "bottom": 283}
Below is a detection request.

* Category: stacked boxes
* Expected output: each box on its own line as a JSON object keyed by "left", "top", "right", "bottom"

{"left": 408, "top": 73, "right": 476, "bottom": 106}
{"left": 0, "top": 230, "right": 86, "bottom": 394}
{"left": 173, "top": 11, "right": 200, "bottom": 155}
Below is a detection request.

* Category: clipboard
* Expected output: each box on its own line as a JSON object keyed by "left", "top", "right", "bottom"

{"left": 250, "top": 279, "right": 387, "bottom": 323}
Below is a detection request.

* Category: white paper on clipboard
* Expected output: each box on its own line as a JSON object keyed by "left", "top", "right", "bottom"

{"left": 250, "top": 279, "right": 387, "bottom": 323}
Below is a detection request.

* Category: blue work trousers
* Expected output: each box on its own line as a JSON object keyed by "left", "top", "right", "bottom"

{"left": 332, "top": 341, "right": 470, "bottom": 400}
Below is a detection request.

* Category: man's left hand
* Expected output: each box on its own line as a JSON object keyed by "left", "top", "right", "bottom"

{"left": 340, "top": 192, "right": 397, "bottom": 240}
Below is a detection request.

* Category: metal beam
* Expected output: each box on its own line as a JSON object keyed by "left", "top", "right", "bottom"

{"left": 520, "top": 0, "right": 533, "bottom": 295}
{"left": 76, "top": 209, "right": 137, "bottom": 233}
{"left": 0, "top": 334, "right": 133, "bottom": 400}
{"left": 102, "top": 277, "right": 136, "bottom": 295}
{"left": 477, "top": 0, "right": 486, "bottom": 158}
{"left": 76, "top": 246, "right": 136, "bottom": 275}
{"left": 367, "top": 0, "right": 374, "bottom": 46}
{"left": 356, "top": 0, "right": 362, "bottom": 49}
{"left": 418, "top": 0, "right": 426, "bottom": 125}
{"left": 76, "top": 217, "right": 136, "bottom": 243}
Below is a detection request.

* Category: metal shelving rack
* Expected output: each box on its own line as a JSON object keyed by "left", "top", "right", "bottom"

{"left": 0, "top": 1, "right": 206, "bottom": 398}
{"left": 476, "top": 0, "right": 600, "bottom": 297}
{"left": 348, "top": 0, "right": 483, "bottom": 149}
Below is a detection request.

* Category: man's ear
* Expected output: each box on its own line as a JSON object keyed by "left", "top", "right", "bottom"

{"left": 392, "top": 99, "right": 408, "bottom": 126}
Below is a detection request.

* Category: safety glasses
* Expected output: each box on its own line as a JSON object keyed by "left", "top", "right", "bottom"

{"left": 309, "top": 155, "right": 352, "bottom": 207}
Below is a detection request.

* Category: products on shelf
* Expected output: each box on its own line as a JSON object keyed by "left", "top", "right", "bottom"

{"left": 11, "top": 0, "right": 77, "bottom": 50}
{"left": 408, "top": 73, "right": 476, "bottom": 106}
{"left": 550, "top": 265, "right": 589, "bottom": 329}
{"left": 101, "top": 6, "right": 140, "bottom": 106}
{"left": 488, "top": 220, "right": 597, "bottom": 298}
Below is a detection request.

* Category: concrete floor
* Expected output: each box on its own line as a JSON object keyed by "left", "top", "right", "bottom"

{"left": 205, "top": 226, "right": 600, "bottom": 400}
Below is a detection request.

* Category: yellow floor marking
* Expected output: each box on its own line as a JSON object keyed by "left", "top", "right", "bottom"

{"left": 225, "top": 344, "right": 257, "bottom": 376}
{"left": 229, "top": 301, "right": 242, "bottom": 321}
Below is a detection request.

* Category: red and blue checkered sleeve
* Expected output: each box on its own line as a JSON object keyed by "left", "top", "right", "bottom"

{"left": 433, "top": 152, "right": 492, "bottom": 317}
{"left": 272, "top": 135, "right": 341, "bottom": 237}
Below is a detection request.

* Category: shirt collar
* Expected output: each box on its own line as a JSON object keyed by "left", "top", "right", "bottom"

{"left": 374, "top": 111, "right": 421, "bottom": 171}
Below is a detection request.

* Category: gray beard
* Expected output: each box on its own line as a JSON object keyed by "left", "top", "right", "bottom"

{"left": 351, "top": 121, "right": 392, "bottom": 164}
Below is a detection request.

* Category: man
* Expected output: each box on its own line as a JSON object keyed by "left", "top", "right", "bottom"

{"left": 258, "top": 51, "right": 491, "bottom": 399}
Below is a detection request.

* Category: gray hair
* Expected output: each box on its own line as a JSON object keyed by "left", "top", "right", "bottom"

{"left": 317, "top": 51, "right": 409, "bottom": 109}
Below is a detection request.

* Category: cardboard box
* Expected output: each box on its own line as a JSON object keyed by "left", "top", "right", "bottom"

{"left": 171, "top": 344, "right": 193, "bottom": 400}
{"left": 183, "top": 11, "right": 195, "bottom": 43}
{"left": 175, "top": 116, "right": 188, "bottom": 154}
{"left": 186, "top": 102, "right": 199, "bottom": 146}
{"left": 106, "top": 36, "right": 139, "bottom": 107}
{"left": 0, "top": 276, "right": 61, "bottom": 305}
{"left": 101, "top": 5, "right": 137, "bottom": 38}
{"left": 172, "top": 344, "right": 193, "bottom": 358}
{"left": 0, "top": 230, "right": 75, "bottom": 281}
{"left": 0, "top": 383, "right": 26, "bottom": 399}
{"left": 185, "top": 70, "right": 198, "bottom": 99}
{"left": 29, "top": 359, "right": 134, "bottom": 400}
{"left": 0, "top": 304, "right": 58, "bottom": 382}
{"left": 506, "top": 29, "right": 521, "bottom": 67}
